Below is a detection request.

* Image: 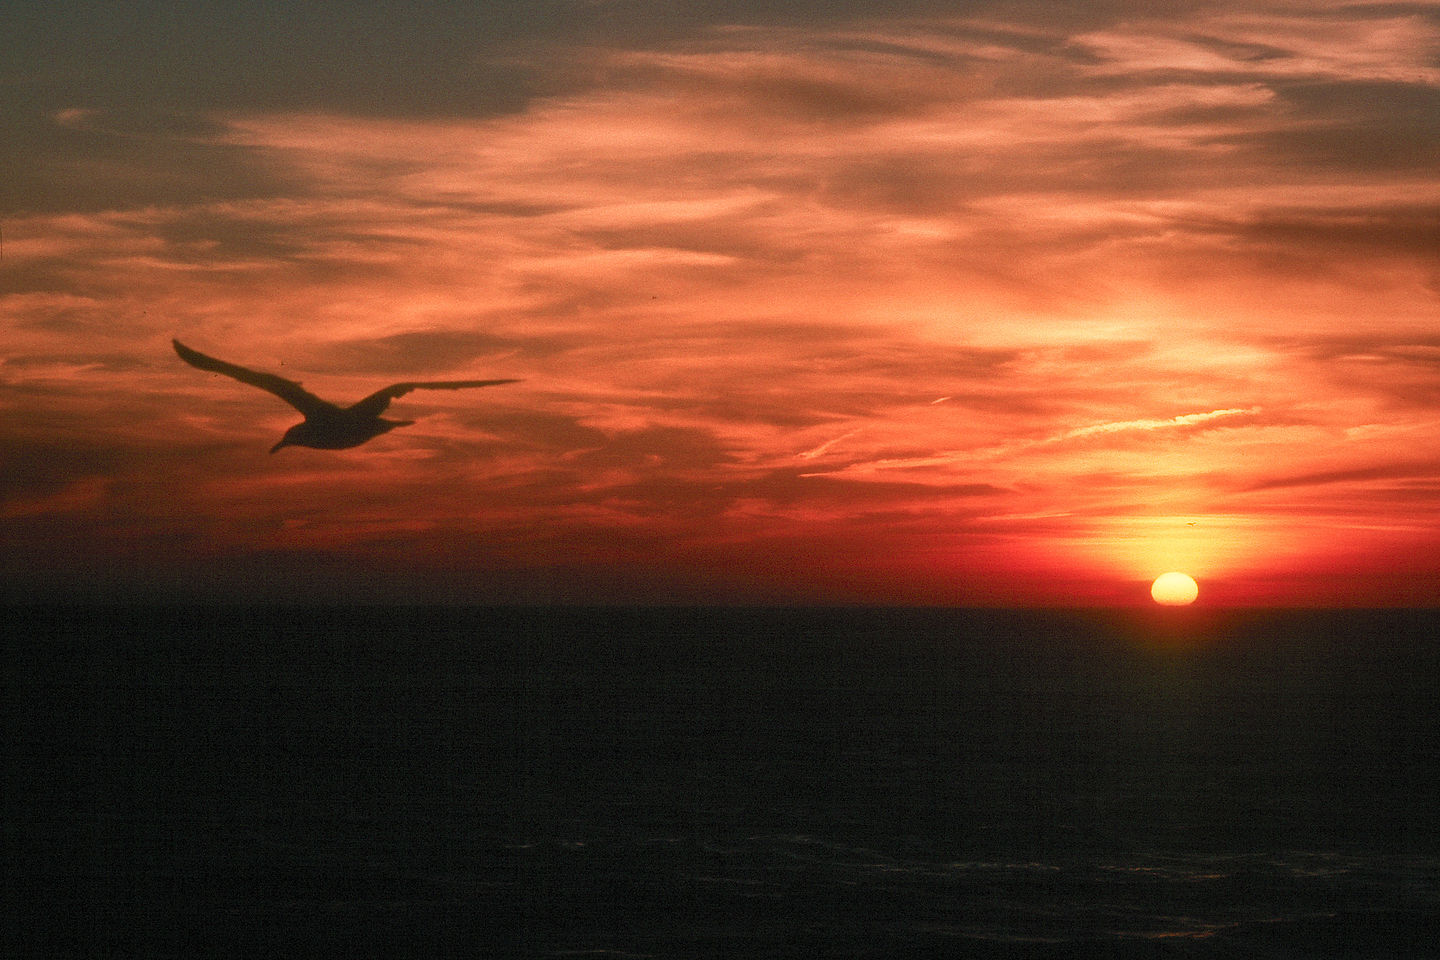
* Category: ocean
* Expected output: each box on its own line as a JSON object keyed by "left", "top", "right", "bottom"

{"left": 6, "top": 605, "right": 1440, "bottom": 958}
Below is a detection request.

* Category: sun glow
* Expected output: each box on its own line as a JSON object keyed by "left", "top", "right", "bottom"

{"left": 1151, "top": 572, "right": 1199, "bottom": 606}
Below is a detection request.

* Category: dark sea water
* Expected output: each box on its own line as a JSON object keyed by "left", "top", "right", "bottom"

{"left": 6, "top": 605, "right": 1440, "bottom": 958}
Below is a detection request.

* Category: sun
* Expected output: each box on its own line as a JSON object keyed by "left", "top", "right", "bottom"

{"left": 1151, "top": 572, "right": 1199, "bottom": 606}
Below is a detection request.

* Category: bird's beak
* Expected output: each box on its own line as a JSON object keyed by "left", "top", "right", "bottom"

{"left": 269, "top": 439, "right": 289, "bottom": 454}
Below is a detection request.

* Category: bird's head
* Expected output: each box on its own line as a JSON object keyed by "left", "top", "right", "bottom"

{"left": 270, "top": 423, "right": 310, "bottom": 453}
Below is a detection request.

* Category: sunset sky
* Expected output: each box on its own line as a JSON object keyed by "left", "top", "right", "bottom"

{"left": 4, "top": 1, "right": 1439, "bottom": 605}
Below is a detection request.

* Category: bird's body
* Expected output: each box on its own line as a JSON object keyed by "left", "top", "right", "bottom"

{"left": 267, "top": 409, "right": 417, "bottom": 451}
{"left": 172, "top": 339, "right": 519, "bottom": 452}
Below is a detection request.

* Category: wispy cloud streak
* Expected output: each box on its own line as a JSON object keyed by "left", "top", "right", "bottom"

{"left": 1060, "top": 408, "right": 1260, "bottom": 441}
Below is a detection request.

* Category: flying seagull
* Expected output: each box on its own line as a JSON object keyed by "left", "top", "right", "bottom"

{"left": 173, "top": 338, "right": 520, "bottom": 452}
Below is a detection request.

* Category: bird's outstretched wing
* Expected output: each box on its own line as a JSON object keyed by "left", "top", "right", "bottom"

{"left": 173, "top": 339, "right": 334, "bottom": 417}
{"left": 348, "top": 379, "right": 521, "bottom": 418}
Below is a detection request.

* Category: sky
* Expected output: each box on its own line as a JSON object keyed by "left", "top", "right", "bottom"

{"left": 4, "top": 0, "right": 1439, "bottom": 606}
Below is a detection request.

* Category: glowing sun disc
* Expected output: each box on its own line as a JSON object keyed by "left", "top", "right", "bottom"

{"left": 1151, "top": 572, "right": 1199, "bottom": 605}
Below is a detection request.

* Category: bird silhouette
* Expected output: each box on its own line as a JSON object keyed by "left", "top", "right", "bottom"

{"left": 173, "top": 338, "right": 520, "bottom": 452}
